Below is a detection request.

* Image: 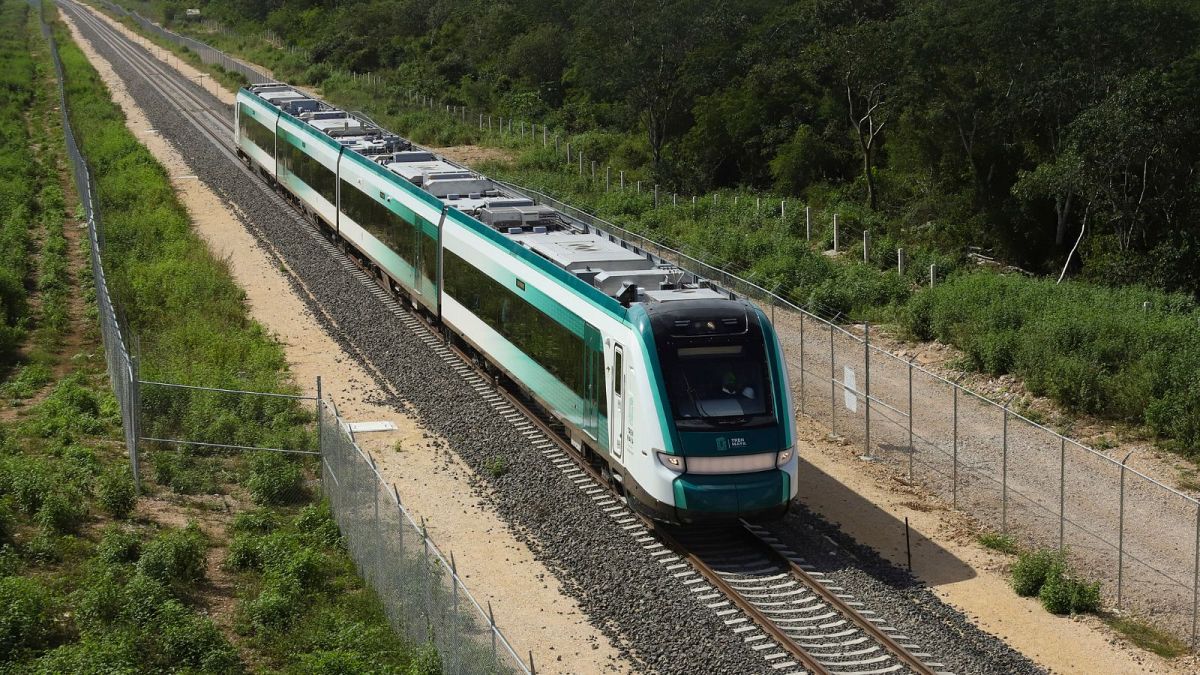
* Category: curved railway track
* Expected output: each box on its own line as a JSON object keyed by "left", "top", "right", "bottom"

{"left": 59, "top": 5, "right": 951, "bottom": 672}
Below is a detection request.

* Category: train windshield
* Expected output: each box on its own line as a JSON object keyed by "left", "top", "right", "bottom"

{"left": 666, "top": 343, "right": 774, "bottom": 429}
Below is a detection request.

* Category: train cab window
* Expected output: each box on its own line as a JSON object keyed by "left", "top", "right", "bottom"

{"left": 666, "top": 343, "right": 773, "bottom": 427}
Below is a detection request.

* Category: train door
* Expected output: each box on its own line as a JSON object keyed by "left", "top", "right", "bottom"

{"left": 611, "top": 345, "right": 625, "bottom": 460}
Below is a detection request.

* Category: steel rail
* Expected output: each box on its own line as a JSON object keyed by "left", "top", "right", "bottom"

{"left": 742, "top": 525, "right": 940, "bottom": 675}
{"left": 63, "top": 11, "right": 945, "bottom": 672}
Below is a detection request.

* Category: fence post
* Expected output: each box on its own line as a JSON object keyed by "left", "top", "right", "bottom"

{"left": 805, "top": 206, "right": 811, "bottom": 241}
{"left": 1059, "top": 436, "right": 1066, "bottom": 551}
{"left": 898, "top": 248, "right": 905, "bottom": 275}
{"left": 830, "top": 321, "right": 836, "bottom": 437}
{"left": 863, "top": 230, "right": 870, "bottom": 263}
{"left": 1117, "top": 450, "right": 1134, "bottom": 608}
{"left": 907, "top": 358, "right": 914, "bottom": 481}
{"left": 864, "top": 323, "right": 872, "bottom": 459}
{"left": 315, "top": 375, "right": 323, "bottom": 455}
{"left": 799, "top": 311, "right": 806, "bottom": 414}
{"left": 606, "top": 166, "right": 610, "bottom": 192}
{"left": 952, "top": 384, "right": 958, "bottom": 508}
{"left": 781, "top": 200, "right": 785, "bottom": 221}
{"left": 129, "top": 354, "right": 141, "bottom": 494}
{"left": 930, "top": 263, "right": 936, "bottom": 288}
{"left": 833, "top": 214, "right": 839, "bottom": 252}
{"left": 1002, "top": 404, "right": 1008, "bottom": 534}
{"left": 1193, "top": 503, "right": 1199, "bottom": 649}
{"left": 620, "top": 170, "right": 625, "bottom": 190}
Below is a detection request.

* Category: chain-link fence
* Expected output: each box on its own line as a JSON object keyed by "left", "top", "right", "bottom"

{"left": 321, "top": 399, "right": 530, "bottom": 673}
{"left": 46, "top": 6, "right": 531, "bottom": 668}
{"left": 41, "top": 2, "right": 141, "bottom": 483}
{"left": 76, "top": 0, "right": 1200, "bottom": 646}
{"left": 94, "top": 0, "right": 271, "bottom": 84}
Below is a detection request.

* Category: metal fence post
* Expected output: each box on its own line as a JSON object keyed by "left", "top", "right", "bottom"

{"left": 805, "top": 206, "right": 811, "bottom": 240}
{"left": 799, "top": 312, "right": 806, "bottom": 414}
{"left": 863, "top": 230, "right": 870, "bottom": 263}
{"left": 1059, "top": 436, "right": 1066, "bottom": 551}
{"left": 315, "top": 375, "right": 322, "bottom": 454}
{"left": 830, "top": 321, "right": 836, "bottom": 437}
{"left": 1193, "top": 503, "right": 1200, "bottom": 649}
{"left": 863, "top": 323, "right": 872, "bottom": 459}
{"left": 952, "top": 385, "right": 958, "bottom": 508}
{"left": 908, "top": 358, "right": 914, "bottom": 481}
{"left": 1117, "top": 451, "right": 1133, "bottom": 608}
{"left": 1002, "top": 405, "right": 1008, "bottom": 534}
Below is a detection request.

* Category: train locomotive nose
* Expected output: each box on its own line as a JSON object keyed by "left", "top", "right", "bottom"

{"left": 671, "top": 469, "right": 792, "bottom": 524}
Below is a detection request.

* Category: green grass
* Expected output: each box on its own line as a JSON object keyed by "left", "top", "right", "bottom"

{"left": 901, "top": 272, "right": 1200, "bottom": 453}
{"left": 0, "top": 3, "right": 445, "bottom": 671}
{"left": 1103, "top": 614, "right": 1190, "bottom": 658}
{"left": 977, "top": 532, "right": 1020, "bottom": 556}
{"left": 0, "top": 0, "right": 36, "bottom": 370}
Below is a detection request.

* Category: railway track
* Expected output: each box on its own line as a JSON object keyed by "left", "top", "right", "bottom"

{"left": 60, "top": 5, "right": 951, "bottom": 672}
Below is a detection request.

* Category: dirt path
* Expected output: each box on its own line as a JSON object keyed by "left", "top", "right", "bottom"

{"left": 795, "top": 415, "right": 1196, "bottom": 673}
{"left": 63, "top": 6, "right": 630, "bottom": 673}
{"left": 770, "top": 305, "right": 1200, "bottom": 641}
{"left": 70, "top": 3, "right": 1200, "bottom": 669}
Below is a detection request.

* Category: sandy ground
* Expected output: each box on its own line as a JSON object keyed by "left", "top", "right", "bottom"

{"left": 796, "top": 415, "right": 1195, "bottom": 674}
{"left": 62, "top": 7, "right": 629, "bottom": 673}
{"left": 69, "top": 3, "right": 1200, "bottom": 670}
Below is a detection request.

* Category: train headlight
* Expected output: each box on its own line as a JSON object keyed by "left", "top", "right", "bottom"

{"left": 776, "top": 448, "right": 794, "bottom": 467}
{"left": 657, "top": 452, "right": 685, "bottom": 473}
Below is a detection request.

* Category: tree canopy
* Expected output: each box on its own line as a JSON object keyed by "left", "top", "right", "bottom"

{"left": 183, "top": 0, "right": 1200, "bottom": 293}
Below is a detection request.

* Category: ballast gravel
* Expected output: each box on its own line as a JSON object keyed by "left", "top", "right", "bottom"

{"left": 72, "top": 9, "right": 1047, "bottom": 674}
{"left": 69, "top": 13, "right": 765, "bottom": 674}
{"left": 772, "top": 505, "right": 1044, "bottom": 675}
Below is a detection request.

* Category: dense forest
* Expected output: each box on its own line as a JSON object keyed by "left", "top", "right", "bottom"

{"left": 165, "top": 0, "right": 1200, "bottom": 293}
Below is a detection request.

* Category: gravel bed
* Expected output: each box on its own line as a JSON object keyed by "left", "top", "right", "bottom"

{"left": 772, "top": 504, "right": 1045, "bottom": 675}
{"left": 69, "top": 12, "right": 770, "bottom": 674}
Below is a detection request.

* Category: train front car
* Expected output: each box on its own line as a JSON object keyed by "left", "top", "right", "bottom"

{"left": 627, "top": 295, "right": 796, "bottom": 524}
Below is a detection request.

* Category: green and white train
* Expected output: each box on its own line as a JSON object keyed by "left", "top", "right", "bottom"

{"left": 235, "top": 83, "right": 797, "bottom": 523}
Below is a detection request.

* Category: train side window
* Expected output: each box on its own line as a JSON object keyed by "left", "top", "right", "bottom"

{"left": 614, "top": 350, "right": 623, "bottom": 395}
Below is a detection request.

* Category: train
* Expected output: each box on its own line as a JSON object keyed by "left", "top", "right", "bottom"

{"left": 234, "top": 83, "right": 797, "bottom": 524}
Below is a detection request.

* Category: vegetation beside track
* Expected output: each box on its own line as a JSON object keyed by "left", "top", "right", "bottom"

{"left": 0, "top": 2, "right": 439, "bottom": 671}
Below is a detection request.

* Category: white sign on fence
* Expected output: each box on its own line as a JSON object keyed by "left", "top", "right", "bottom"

{"left": 843, "top": 366, "right": 858, "bottom": 412}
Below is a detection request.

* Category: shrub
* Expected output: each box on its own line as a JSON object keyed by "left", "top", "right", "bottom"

{"left": 136, "top": 523, "right": 207, "bottom": 588}
{"left": 232, "top": 508, "right": 279, "bottom": 535}
{"left": 34, "top": 488, "right": 86, "bottom": 534}
{"left": 120, "top": 574, "right": 173, "bottom": 627}
{"left": 152, "top": 451, "right": 220, "bottom": 495}
{"left": 242, "top": 586, "right": 300, "bottom": 632}
{"left": 22, "top": 528, "right": 62, "bottom": 564}
{"left": 96, "top": 467, "right": 137, "bottom": 519}
{"left": 1036, "top": 557, "right": 1073, "bottom": 614}
{"left": 96, "top": 525, "right": 141, "bottom": 564}
{"left": 296, "top": 501, "right": 341, "bottom": 549}
{"left": 156, "top": 601, "right": 241, "bottom": 672}
{"left": 247, "top": 451, "right": 304, "bottom": 505}
{"left": 223, "top": 533, "right": 261, "bottom": 571}
{"left": 1010, "top": 548, "right": 1061, "bottom": 597}
{"left": 0, "top": 577, "right": 56, "bottom": 660}
{"left": 1037, "top": 557, "right": 1102, "bottom": 615}
{"left": 73, "top": 568, "right": 125, "bottom": 631}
